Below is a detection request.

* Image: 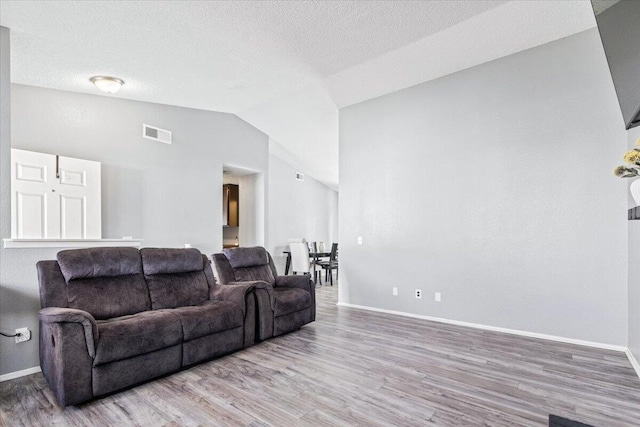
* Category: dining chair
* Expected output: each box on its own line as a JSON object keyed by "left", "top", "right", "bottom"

{"left": 318, "top": 243, "right": 338, "bottom": 286}
{"left": 290, "top": 241, "right": 317, "bottom": 283}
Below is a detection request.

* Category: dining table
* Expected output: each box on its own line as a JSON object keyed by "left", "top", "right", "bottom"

{"left": 282, "top": 250, "right": 331, "bottom": 275}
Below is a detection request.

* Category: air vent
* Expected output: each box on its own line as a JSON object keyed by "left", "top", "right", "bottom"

{"left": 296, "top": 172, "right": 304, "bottom": 181}
{"left": 143, "top": 124, "right": 172, "bottom": 144}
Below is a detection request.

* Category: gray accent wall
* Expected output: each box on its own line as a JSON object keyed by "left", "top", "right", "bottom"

{"left": 339, "top": 29, "right": 629, "bottom": 346}
{"left": 1, "top": 80, "right": 268, "bottom": 375}
{"left": 268, "top": 152, "right": 338, "bottom": 274}
{"left": 628, "top": 125, "right": 640, "bottom": 360}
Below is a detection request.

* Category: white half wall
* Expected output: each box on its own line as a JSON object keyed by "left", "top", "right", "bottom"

{"left": 339, "top": 29, "right": 628, "bottom": 346}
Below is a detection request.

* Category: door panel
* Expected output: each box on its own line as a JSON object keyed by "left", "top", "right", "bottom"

{"left": 16, "top": 192, "right": 46, "bottom": 238}
{"left": 60, "top": 195, "right": 85, "bottom": 238}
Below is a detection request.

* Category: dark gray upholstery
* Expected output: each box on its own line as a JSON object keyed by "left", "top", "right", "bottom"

{"left": 36, "top": 247, "right": 257, "bottom": 407}
{"left": 212, "top": 246, "right": 315, "bottom": 341}
{"left": 94, "top": 311, "right": 183, "bottom": 365}
{"left": 56, "top": 247, "right": 151, "bottom": 320}
{"left": 58, "top": 247, "right": 143, "bottom": 281}
{"left": 141, "top": 247, "right": 204, "bottom": 275}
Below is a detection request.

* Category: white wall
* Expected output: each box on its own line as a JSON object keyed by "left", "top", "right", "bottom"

{"left": 267, "top": 149, "right": 338, "bottom": 274}
{"left": 1, "top": 81, "right": 268, "bottom": 375}
{"left": 339, "top": 29, "right": 629, "bottom": 346}
{"left": 239, "top": 172, "right": 265, "bottom": 247}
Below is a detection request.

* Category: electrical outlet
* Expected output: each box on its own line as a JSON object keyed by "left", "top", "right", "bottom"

{"left": 435, "top": 292, "right": 442, "bottom": 302}
{"left": 415, "top": 289, "right": 422, "bottom": 299}
{"left": 15, "top": 327, "right": 30, "bottom": 344}
{"left": 392, "top": 287, "right": 398, "bottom": 296}
{"left": 357, "top": 236, "right": 363, "bottom": 245}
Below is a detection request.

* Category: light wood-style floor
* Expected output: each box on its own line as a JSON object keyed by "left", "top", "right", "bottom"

{"left": 2, "top": 282, "right": 640, "bottom": 426}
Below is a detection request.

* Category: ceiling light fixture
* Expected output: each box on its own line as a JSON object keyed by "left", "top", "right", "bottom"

{"left": 89, "top": 76, "right": 124, "bottom": 94}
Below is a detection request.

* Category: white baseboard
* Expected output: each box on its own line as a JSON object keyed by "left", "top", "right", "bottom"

{"left": 0, "top": 366, "right": 41, "bottom": 382}
{"left": 625, "top": 348, "right": 640, "bottom": 380}
{"left": 336, "top": 302, "right": 628, "bottom": 352}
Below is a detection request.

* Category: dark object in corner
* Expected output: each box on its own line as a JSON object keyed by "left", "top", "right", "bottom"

{"left": 549, "top": 414, "right": 596, "bottom": 427}
{"left": 629, "top": 206, "right": 640, "bottom": 220}
{"left": 590, "top": 0, "right": 640, "bottom": 130}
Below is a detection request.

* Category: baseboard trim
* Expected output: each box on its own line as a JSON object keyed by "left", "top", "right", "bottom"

{"left": 625, "top": 348, "right": 640, "bottom": 380}
{"left": 0, "top": 366, "right": 41, "bottom": 382}
{"left": 336, "top": 302, "right": 627, "bottom": 352}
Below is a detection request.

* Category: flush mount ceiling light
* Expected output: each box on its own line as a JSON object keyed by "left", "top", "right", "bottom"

{"left": 89, "top": 76, "right": 124, "bottom": 94}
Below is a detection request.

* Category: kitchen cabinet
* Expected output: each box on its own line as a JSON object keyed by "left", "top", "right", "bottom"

{"left": 223, "top": 184, "right": 239, "bottom": 227}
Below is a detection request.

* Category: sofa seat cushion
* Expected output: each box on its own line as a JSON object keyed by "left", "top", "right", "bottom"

{"left": 273, "top": 287, "right": 311, "bottom": 317}
{"left": 172, "top": 301, "right": 243, "bottom": 341}
{"left": 94, "top": 310, "right": 183, "bottom": 366}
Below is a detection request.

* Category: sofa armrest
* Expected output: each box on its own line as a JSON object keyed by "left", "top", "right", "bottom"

{"left": 210, "top": 283, "right": 254, "bottom": 314}
{"left": 39, "top": 307, "right": 98, "bottom": 358}
{"left": 275, "top": 275, "right": 313, "bottom": 292}
{"left": 38, "top": 307, "right": 97, "bottom": 406}
{"left": 224, "top": 280, "right": 276, "bottom": 340}
{"left": 275, "top": 275, "right": 316, "bottom": 323}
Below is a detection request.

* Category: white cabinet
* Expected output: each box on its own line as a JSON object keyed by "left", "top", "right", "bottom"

{"left": 11, "top": 149, "right": 101, "bottom": 239}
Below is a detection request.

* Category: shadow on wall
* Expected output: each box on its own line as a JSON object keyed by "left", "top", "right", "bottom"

{"left": 0, "top": 285, "right": 41, "bottom": 374}
{"left": 0, "top": 285, "right": 40, "bottom": 317}
{"left": 102, "top": 164, "right": 145, "bottom": 240}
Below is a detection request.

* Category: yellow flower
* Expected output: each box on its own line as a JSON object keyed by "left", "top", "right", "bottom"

{"left": 624, "top": 149, "right": 640, "bottom": 165}
{"left": 614, "top": 166, "right": 628, "bottom": 177}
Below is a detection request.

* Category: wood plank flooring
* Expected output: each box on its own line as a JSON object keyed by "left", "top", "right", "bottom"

{"left": 2, "top": 283, "right": 640, "bottom": 426}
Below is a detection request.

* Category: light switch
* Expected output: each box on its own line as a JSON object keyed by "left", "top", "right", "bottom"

{"left": 357, "top": 236, "right": 363, "bottom": 245}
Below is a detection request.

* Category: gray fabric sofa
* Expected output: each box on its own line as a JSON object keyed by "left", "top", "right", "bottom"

{"left": 36, "top": 247, "right": 256, "bottom": 407}
{"left": 213, "top": 246, "right": 315, "bottom": 340}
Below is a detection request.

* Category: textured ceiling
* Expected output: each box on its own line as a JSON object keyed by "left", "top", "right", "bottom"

{"left": 0, "top": 1, "right": 596, "bottom": 188}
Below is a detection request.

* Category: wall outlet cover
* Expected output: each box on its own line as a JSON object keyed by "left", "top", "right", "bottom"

{"left": 435, "top": 292, "right": 442, "bottom": 302}
{"left": 15, "top": 327, "right": 31, "bottom": 343}
{"left": 415, "top": 289, "right": 422, "bottom": 299}
{"left": 392, "top": 287, "right": 398, "bottom": 296}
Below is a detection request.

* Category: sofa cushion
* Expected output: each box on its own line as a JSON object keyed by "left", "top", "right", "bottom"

{"left": 223, "top": 247, "right": 269, "bottom": 268}
{"left": 140, "top": 248, "right": 203, "bottom": 276}
{"left": 172, "top": 301, "right": 243, "bottom": 341}
{"left": 56, "top": 247, "right": 151, "bottom": 320}
{"left": 145, "top": 271, "right": 210, "bottom": 310}
{"left": 67, "top": 275, "right": 151, "bottom": 320}
{"left": 57, "top": 247, "right": 143, "bottom": 282}
{"left": 273, "top": 287, "right": 311, "bottom": 317}
{"left": 140, "top": 248, "right": 210, "bottom": 309}
{"left": 94, "top": 310, "right": 183, "bottom": 365}
{"left": 233, "top": 265, "right": 275, "bottom": 286}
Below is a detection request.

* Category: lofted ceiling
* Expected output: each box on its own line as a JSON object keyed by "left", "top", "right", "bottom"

{"left": 0, "top": 1, "right": 596, "bottom": 189}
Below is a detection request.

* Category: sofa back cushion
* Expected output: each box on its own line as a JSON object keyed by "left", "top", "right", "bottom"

{"left": 141, "top": 248, "right": 210, "bottom": 309}
{"left": 56, "top": 247, "right": 150, "bottom": 320}
{"left": 221, "top": 246, "right": 276, "bottom": 286}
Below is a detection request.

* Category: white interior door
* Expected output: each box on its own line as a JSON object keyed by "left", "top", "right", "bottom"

{"left": 11, "top": 149, "right": 58, "bottom": 238}
{"left": 11, "top": 149, "right": 102, "bottom": 239}
{"left": 57, "top": 155, "right": 101, "bottom": 239}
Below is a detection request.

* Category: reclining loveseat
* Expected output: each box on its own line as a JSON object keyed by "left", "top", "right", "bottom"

{"left": 213, "top": 246, "right": 316, "bottom": 340}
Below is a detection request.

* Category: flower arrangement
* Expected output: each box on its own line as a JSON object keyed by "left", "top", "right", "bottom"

{"left": 613, "top": 138, "right": 640, "bottom": 178}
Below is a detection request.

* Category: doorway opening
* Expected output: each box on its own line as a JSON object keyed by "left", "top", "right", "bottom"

{"left": 222, "top": 164, "right": 265, "bottom": 250}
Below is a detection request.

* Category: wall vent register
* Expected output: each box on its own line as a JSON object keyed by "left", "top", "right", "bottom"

{"left": 143, "top": 124, "right": 172, "bottom": 144}
{"left": 296, "top": 172, "right": 304, "bottom": 181}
